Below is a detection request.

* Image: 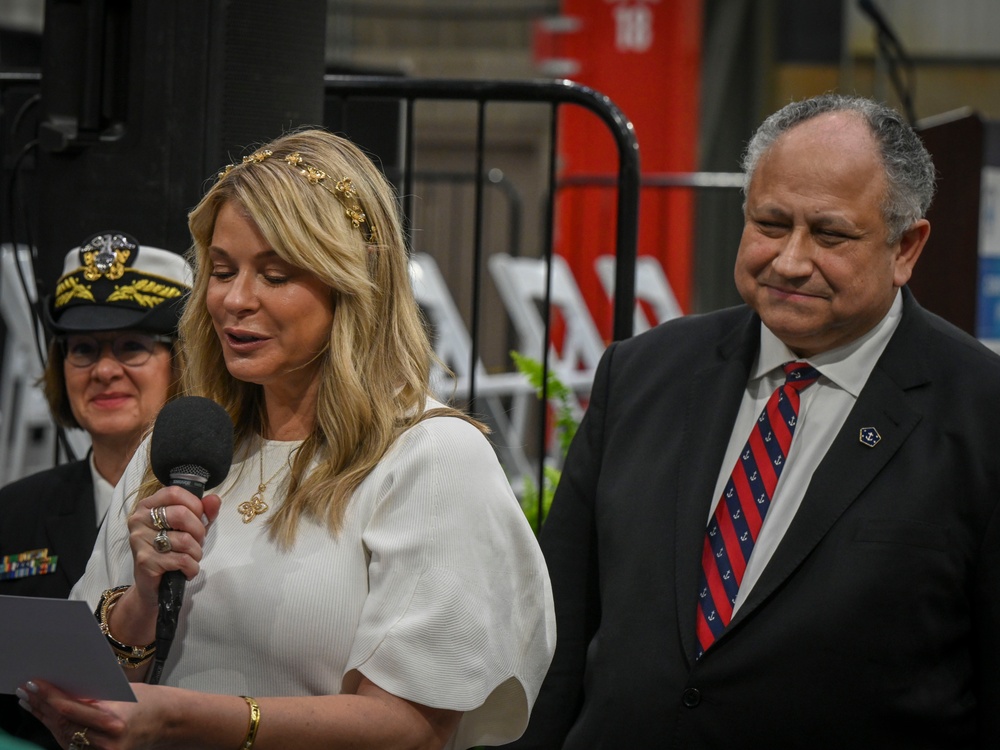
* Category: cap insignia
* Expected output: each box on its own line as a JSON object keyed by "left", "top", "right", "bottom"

{"left": 82, "top": 233, "right": 136, "bottom": 281}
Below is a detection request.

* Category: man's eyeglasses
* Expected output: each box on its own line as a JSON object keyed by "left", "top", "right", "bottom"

{"left": 59, "top": 333, "right": 174, "bottom": 368}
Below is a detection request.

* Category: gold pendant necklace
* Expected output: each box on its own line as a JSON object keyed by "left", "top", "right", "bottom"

{"left": 237, "top": 443, "right": 288, "bottom": 523}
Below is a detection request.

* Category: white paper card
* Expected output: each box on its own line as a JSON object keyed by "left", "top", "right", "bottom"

{"left": 0, "top": 595, "right": 136, "bottom": 701}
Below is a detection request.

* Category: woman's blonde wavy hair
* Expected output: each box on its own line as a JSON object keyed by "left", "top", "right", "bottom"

{"left": 139, "top": 128, "right": 480, "bottom": 546}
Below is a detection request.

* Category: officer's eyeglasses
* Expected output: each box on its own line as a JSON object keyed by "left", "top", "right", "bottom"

{"left": 59, "top": 333, "right": 174, "bottom": 368}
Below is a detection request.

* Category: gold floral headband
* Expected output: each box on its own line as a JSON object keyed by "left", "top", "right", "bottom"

{"left": 218, "top": 149, "right": 378, "bottom": 243}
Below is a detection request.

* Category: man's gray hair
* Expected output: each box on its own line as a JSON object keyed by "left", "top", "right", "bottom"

{"left": 741, "top": 94, "right": 936, "bottom": 244}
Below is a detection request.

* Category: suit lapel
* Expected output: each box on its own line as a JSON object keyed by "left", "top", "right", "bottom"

{"left": 43, "top": 460, "right": 98, "bottom": 588}
{"left": 729, "top": 292, "right": 930, "bottom": 629}
{"left": 675, "top": 309, "right": 760, "bottom": 664}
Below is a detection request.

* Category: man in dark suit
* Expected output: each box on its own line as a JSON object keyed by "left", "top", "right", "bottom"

{"left": 510, "top": 94, "right": 1000, "bottom": 748}
{"left": 0, "top": 234, "right": 190, "bottom": 747}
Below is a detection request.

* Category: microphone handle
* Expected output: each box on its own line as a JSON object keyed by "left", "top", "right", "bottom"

{"left": 147, "top": 471, "right": 207, "bottom": 684}
{"left": 148, "top": 571, "right": 185, "bottom": 685}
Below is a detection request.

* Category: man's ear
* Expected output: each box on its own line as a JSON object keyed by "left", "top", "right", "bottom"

{"left": 893, "top": 219, "right": 930, "bottom": 287}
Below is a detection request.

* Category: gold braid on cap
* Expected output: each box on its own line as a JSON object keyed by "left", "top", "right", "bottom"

{"left": 217, "top": 149, "right": 378, "bottom": 243}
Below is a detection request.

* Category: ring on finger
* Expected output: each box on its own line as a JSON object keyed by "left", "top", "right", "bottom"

{"left": 150, "top": 506, "right": 171, "bottom": 532}
{"left": 154, "top": 529, "right": 173, "bottom": 553}
{"left": 68, "top": 727, "right": 90, "bottom": 749}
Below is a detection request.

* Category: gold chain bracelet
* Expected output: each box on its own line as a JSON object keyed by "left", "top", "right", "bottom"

{"left": 94, "top": 586, "right": 156, "bottom": 668}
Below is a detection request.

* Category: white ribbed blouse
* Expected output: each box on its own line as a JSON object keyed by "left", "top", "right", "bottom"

{"left": 72, "top": 404, "right": 556, "bottom": 748}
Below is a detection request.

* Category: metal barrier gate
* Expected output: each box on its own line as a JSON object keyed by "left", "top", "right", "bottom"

{"left": 325, "top": 76, "right": 642, "bottom": 527}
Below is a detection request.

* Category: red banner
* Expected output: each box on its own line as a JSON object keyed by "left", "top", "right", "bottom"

{"left": 536, "top": 0, "right": 703, "bottom": 337}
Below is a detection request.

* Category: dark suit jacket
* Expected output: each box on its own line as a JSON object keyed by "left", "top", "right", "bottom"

{"left": 0, "top": 459, "right": 98, "bottom": 749}
{"left": 512, "top": 290, "right": 1000, "bottom": 749}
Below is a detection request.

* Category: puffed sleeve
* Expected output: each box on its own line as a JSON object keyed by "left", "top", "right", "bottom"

{"left": 70, "top": 439, "right": 151, "bottom": 607}
{"left": 345, "top": 413, "right": 556, "bottom": 748}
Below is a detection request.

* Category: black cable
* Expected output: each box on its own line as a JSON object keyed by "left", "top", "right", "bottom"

{"left": 858, "top": 0, "right": 917, "bottom": 125}
{"left": 4, "top": 137, "right": 79, "bottom": 464}
{"left": 10, "top": 93, "right": 40, "bottom": 138}
{"left": 6, "top": 139, "right": 44, "bottom": 367}
{"left": 875, "top": 33, "right": 915, "bottom": 125}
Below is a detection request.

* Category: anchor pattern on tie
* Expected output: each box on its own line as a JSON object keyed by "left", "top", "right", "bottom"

{"left": 695, "top": 361, "right": 820, "bottom": 659}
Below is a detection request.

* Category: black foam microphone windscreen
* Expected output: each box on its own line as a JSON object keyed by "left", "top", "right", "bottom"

{"left": 151, "top": 396, "right": 234, "bottom": 492}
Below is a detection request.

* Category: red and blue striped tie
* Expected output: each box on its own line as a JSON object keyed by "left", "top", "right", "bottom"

{"left": 696, "top": 361, "right": 821, "bottom": 658}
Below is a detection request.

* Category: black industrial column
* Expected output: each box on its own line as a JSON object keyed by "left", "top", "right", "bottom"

{"left": 34, "top": 0, "right": 327, "bottom": 290}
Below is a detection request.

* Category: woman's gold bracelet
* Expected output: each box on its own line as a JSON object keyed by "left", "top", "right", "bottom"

{"left": 94, "top": 586, "right": 156, "bottom": 668}
{"left": 239, "top": 696, "right": 261, "bottom": 749}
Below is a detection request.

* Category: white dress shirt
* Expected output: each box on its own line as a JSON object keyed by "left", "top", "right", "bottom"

{"left": 708, "top": 291, "right": 904, "bottom": 615}
{"left": 88, "top": 451, "right": 114, "bottom": 527}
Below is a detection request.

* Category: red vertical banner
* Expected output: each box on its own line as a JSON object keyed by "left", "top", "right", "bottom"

{"left": 538, "top": 0, "right": 703, "bottom": 338}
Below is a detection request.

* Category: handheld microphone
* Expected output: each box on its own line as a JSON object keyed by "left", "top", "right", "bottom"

{"left": 147, "top": 396, "right": 233, "bottom": 684}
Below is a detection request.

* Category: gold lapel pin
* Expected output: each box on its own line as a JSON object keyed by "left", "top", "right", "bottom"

{"left": 859, "top": 427, "right": 881, "bottom": 448}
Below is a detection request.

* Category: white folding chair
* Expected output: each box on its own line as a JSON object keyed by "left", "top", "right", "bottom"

{"left": 0, "top": 244, "right": 62, "bottom": 484}
{"left": 487, "top": 253, "right": 606, "bottom": 410}
{"left": 408, "top": 252, "right": 535, "bottom": 483}
{"left": 595, "top": 254, "right": 683, "bottom": 333}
